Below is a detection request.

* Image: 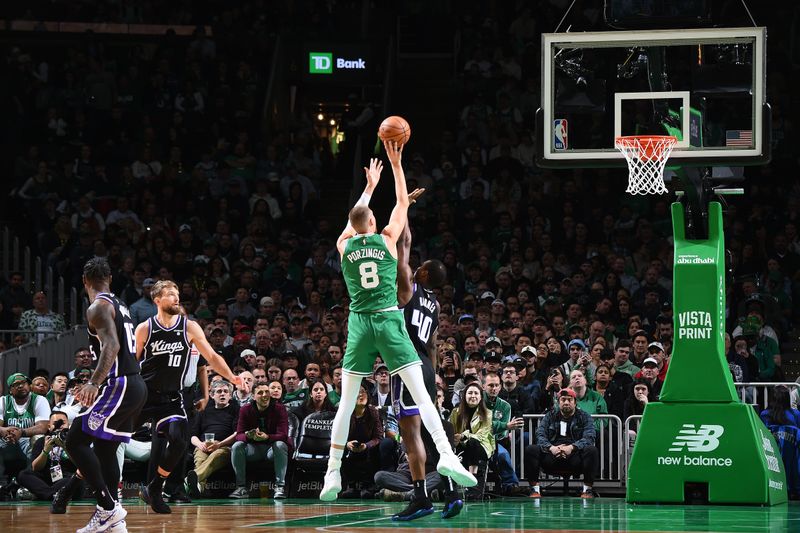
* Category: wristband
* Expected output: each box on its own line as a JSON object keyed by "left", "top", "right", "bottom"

{"left": 356, "top": 192, "right": 372, "bottom": 207}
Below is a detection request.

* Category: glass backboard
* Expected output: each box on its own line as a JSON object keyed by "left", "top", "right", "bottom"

{"left": 537, "top": 27, "right": 769, "bottom": 168}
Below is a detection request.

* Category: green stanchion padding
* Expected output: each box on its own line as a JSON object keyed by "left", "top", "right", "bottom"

{"left": 626, "top": 402, "right": 787, "bottom": 504}
{"left": 661, "top": 202, "right": 737, "bottom": 403}
{"left": 627, "top": 201, "right": 787, "bottom": 505}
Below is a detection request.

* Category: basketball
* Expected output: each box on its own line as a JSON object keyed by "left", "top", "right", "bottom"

{"left": 378, "top": 115, "right": 411, "bottom": 146}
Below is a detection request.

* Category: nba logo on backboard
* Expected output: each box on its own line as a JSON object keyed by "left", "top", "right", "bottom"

{"left": 553, "top": 119, "right": 568, "bottom": 150}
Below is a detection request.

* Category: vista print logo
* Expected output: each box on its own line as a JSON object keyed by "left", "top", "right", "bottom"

{"left": 677, "top": 311, "right": 713, "bottom": 340}
{"left": 669, "top": 424, "right": 724, "bottom": 452}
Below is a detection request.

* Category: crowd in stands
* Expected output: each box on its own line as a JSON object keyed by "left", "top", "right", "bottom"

{"left": 1, "top": 0, "right": 800, "bottom": 503}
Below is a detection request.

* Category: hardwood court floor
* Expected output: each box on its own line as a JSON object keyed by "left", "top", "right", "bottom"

{"left": 2, "top": 497, "right": 799, "bottom": 532}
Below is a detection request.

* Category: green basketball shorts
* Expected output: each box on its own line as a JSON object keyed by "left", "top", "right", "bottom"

{"left": 342, "top": 309, "right": 421, "bottom": 376}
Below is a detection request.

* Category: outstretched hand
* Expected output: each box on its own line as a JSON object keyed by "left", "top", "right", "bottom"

{"left": 383, "top": 140, "right": 403, "bottom": 166}
{"left": 363, "top": 157, "right": 383, "bottom": 189}
{"left": 408, "top": 188, "right": 426, "bottom": 204}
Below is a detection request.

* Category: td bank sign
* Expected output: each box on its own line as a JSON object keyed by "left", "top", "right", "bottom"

{"left": 309, "top": 52, "right": 367, "bottom": 74}
{"left": 656, "top": 424, "right": 733, "bottom": 467}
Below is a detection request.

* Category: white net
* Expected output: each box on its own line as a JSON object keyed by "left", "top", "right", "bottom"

{"left": 615, "top": 136, "right": 677, "bottom": 195}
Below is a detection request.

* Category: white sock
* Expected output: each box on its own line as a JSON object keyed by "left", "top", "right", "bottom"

{"left": 327, "top": 371, "right": 362, "bottom": 471}
{"left": 328, "top": 450, "right": 343, "bottom": 471}
{"left": 533, "top": 485, "right": 540, "bottom": 493}
{"left": 396, "top": 365, "right": 451, "bottom": 456}
{"left": 583, "top": 484, "right": 591, "bottom": 493}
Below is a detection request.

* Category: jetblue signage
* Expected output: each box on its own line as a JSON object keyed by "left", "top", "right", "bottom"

{"left": 302, "top": 44, "right": 376, "bottom": 84}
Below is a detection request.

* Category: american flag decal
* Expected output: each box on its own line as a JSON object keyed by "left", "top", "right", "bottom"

{"left": 725, "top": 130, "right": 753, "bottom": 147}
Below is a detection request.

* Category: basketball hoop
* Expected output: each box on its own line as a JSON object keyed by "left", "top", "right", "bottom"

{"left": 615, "top": 135, "right": 677, "bottom": 195}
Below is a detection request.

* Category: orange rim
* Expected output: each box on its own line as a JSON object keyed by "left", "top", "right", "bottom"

{"left": 615, "top": 135, "right": 677, "bottom": 161}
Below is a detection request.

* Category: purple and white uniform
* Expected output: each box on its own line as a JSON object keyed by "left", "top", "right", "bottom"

{"left": 137, "top": 315, "right": 193, "bottom": 431}
{"left": 76, "top": 293, "right": 146, "bottom": 442}
{"left": 392, "top": 283, "right": 438, "bottom": 419}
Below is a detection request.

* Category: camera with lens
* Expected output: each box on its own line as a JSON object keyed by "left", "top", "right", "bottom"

{"left": 47, "top": 419, "right": 69, "bottom": 444}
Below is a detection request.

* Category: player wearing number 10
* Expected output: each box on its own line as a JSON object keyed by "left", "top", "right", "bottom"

{"left": 320, "top": 141, "right": 476, "bottom": 501}
{"left": 134, "top": 280, "right": 241, "bottom": 514}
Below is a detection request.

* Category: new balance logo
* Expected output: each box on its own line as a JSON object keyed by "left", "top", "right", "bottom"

{"left": 668, "top": 424, "right": 724, "bottom": 452}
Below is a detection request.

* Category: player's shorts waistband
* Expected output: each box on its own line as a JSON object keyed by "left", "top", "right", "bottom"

{"left": 146, "top": 386, "right": 182, "bottom": 398}
{"left": 354, "top": 305, "right": 400, "bottom": 314}
{"left": 103, "top": 372, "right": 141, "bottom": 383}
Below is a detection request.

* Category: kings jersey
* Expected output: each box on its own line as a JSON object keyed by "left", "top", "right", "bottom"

{"left": 141, "top": 315, "right": 193, "bottom": 392}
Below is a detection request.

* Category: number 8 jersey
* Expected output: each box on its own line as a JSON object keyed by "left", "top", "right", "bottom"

{"left": 88, "top": 292, "right": 141, "bottom": 380}
{"left": 341, "top": 233, "right": 398, "bottom": 313}
{"left": 140, "top": 315, "right": 193, "bottom": 392}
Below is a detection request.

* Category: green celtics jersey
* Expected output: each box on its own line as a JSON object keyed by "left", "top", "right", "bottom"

{"left": 342, "top": 233, "right": 398, "bottom": 313}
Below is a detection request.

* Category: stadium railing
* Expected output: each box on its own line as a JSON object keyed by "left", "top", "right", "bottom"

{"left": 509, "top": 414, "right": 624, "bottom": 492}
{"left": 2, "top": 226, "right": 86, "bottom": 327}
{"left": 0, "top": 325, "right": 88, "bottom": 387}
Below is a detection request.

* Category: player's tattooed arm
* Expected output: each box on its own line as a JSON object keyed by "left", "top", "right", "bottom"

{"left": 86, "top": 301, "right": 119, "bottom": 385}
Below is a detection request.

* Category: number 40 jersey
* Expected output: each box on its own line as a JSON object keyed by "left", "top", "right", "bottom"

{"left": 403, "top": 282, "right": 438, "bottom": 357}
{"left": 140, "top": 315, "right": 193, "bottom": 392}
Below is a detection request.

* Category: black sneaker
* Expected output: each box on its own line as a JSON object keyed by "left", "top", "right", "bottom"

{"left": 440, "top": 496, "right": 464, "bottom": 519}
{"left": 391, "top": 498, "right": 435, "bottom": 522}
{"left": 0, "top": 481, "right": 19, "bottom": 502}
{"left": 465, "top": 486, "right": 483, "bottom": 502}
{"left": 141, "top": 483, "right": 172, "bottom": 514}
{"left": 339, "top": 487, "right": 360, "bottom": 499}
{"left": 165, "top": 488, "right": 192, "bottom": 503}
{"left": 50, "top": 487, "right": 70, "bottom": 514}
{"left": 185, "top": 470, "right": 201, "bottom": 500}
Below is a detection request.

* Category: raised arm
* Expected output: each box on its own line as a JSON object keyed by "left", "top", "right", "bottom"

{"left": 381, "top": 140, "right": 409, "bottom": 244}
{"left": 336, "top": 158, "right": 383, "bottom": 255}
{"left": 396, "top": 188, "right": 425, "bottom": 307}
{"left": 397, "top": 223, "right": 414, "bottom": 307}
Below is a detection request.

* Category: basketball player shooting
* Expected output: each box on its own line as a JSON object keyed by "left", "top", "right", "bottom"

{"left": 320, "top": 140, "right": 476, "bottom": 502}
